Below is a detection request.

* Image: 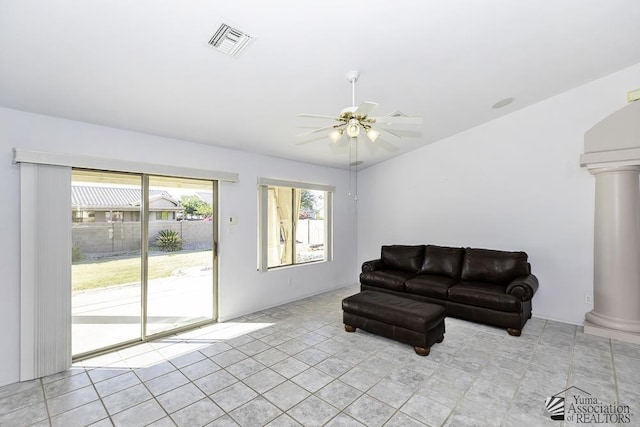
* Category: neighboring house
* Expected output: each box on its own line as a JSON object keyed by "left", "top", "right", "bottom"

{"left": 71, "top": 185, "right": 183, "bottom": 223}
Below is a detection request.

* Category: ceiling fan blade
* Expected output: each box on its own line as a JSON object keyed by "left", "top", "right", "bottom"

{"left": 328, "top": 140, "right": 350, "bottom": 154}
{"left": 295, "top": 135, "right": 327, "bottom": 145}
{"left": 295, "top": 124, "right": 336, "bottom": 137}
{"left": 353, "top": 101, "right": 379, "bottom": 117}
{"left": 379, "top": 128, "right": 402, "bottom": 139}
{"left": 364, "top": 137, "right": 400, "bottom": 153}
{"left": 372, "top": 116, "right": 423, "bottom": 125}
{"left": 382, "top": 128, "right": 422, "bottom": 138}
{"left": 297, "top": 113, "right": 338, "bottom": 120}
{"left": 378, "top": 140, "right": 400, "bottom": 152}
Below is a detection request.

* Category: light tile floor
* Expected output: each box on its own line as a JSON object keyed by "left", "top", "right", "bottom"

{"left": 1, "top": 284, "right": 640, "bottom": 426}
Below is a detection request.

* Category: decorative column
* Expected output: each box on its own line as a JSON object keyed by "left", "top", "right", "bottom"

{"left": 584, "top": 166, "right": 640, "bottom": 342}
{"left": 581, "top": 99, "right": 640, "bottom": 343}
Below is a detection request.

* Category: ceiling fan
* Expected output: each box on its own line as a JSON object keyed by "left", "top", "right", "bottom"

{"left": 296, "top": 71, "right": 423, "bottom": 145}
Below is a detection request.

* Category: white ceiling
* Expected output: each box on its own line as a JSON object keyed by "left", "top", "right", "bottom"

{"left": 1, "top": 1, "right": 640, "bottom": 169}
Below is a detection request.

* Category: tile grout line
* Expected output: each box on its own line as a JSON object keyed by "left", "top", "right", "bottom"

{"left": 130, "top": 359, "right": 182, "bottom": 426}
{"left": 293, "top": 332, "right": 416, "bottom": 426}
{"left": 220, "top": 335, "right": 321, "bottom": 425}
{"left": 81, "top": 366, "right": 116, "bottom": 427}
{"left": 38, "top": 378, "right": 52, "bottom": 427}
{"left": 338, "top": 335, "right": 420, "bottom": 425}
{"left": 65, "top": 310, "right": 339, "bottom": 425}
{"left": 566, "top": 320, "right": 578, "bottom": 427}
{"left": 500, "top": 319, "right": 546, "bottom": 427}
{"left": 448, "top": 329, "right": 510, "bottom": 427}
{"left": 609, "top": 339, "right": 620, "bottom": 408}
{"left": 227, "top": 323, "right": 402, "bottom": 425}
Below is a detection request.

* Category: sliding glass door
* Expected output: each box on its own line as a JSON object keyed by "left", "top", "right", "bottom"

{"left": 71, "top": 170, "right": 217, "bottom": 358}
{"left": 71, "top": 171, "right": 143, "bottom": 356}
{"left": 145, "top": 176, "right": 215, "bottom": 336}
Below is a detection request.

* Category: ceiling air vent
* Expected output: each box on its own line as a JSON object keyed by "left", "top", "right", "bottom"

{"left": 208, "top": 23, "right": 253, "bottom": 57}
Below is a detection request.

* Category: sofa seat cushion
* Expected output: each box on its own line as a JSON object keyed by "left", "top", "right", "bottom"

{"left": 360, "top": 270, "right": 416, "bottom": 292}
{"left": 448, "top": 281, "right": 521, "bottom": 312}
{"left": 405, "top": 275, "right": 458, "bottom": 299}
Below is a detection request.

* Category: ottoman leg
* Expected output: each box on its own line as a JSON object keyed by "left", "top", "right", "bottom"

{"left": 344, "top": 324, "right": 356, "bottom": 333}
{"left": 507, "top": 328, "right": 521, "bottom": 337}
{"left": 436, "top": 335, "right": 444, "bottom": 343}
{"left": 414, "top": 346, "right": 430, "bottom": 356}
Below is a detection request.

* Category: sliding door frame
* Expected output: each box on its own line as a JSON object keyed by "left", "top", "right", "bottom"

{"left": 71, "top": 171, "right": 220, "bottom": 361}
{"left": 141, "top": 174, "right": 150, "bottom": 341}
{"left": 139, "top": 175, "right": 220, "bottom": 344}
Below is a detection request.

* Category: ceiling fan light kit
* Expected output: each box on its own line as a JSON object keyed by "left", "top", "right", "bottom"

{"left": 366, "top": 128, "right": 380, "bottom": 143}
{"left": 296, "top": 71, "right": 422, "bottom": 146}
{"left": 296, "top": 70, "right": 423, "bottom": 199}
{"left": 346, "top": 119, "right": 361, "bottom": 138}
{"left": 329, "top": 129, "right": 343, "bottom": 144}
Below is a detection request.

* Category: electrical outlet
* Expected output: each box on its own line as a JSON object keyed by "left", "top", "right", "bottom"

{"left": 585, "top": 294, "right": 592, "bottom": 304}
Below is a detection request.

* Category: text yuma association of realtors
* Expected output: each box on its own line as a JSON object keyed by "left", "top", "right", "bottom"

{"left": 566, "top": 395, "right": 632, "bottom": 424}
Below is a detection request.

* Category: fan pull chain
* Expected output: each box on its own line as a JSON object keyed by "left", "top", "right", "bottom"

{"left": 348, "top": 138, "right": 353, "bottom": 198}
{"left": 354, "top": 138, "right": 358, "bottom": 201}
{"left": 347, "top": 137, "right": 358, "bottom": 201}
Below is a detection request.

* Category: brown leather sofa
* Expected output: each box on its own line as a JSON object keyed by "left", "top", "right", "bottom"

{"left": 360, "top": 244, "right": 539, "bottom": 336}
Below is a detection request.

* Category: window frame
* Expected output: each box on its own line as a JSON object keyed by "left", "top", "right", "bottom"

{"left": 257, "top": 178, "right": 334, "bottom": 272}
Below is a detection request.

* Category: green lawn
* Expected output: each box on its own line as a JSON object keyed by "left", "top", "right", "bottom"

{"left": 72, "top": 250, "right": 213, "bottom": 291}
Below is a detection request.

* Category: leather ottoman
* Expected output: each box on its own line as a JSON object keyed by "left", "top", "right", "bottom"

{"left": 342, "top": 290, "right": 445, "bottom": 356}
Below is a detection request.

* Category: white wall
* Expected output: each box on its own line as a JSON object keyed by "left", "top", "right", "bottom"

{"left": 357, "top": 62, "right": 640, "bottom": 326}
{"left": 0, "top": 108, "right": 358, "bottom": 387}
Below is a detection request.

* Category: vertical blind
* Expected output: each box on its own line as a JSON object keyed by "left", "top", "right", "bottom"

{"left": 20, "top": 163, "right": 72, "bottom": 380}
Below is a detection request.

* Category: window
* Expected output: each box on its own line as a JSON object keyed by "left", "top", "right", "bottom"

{"left": 72, "top": 210, "right": 95, "bottom": 223}
{"left": 105, "top": 211, "right": 124, "bottom": 222}
{"left": 258, "top": 178, "right": 334, "bottom": 271}
{"left": 155, "top": 211, "right": 169, "bottom": 220}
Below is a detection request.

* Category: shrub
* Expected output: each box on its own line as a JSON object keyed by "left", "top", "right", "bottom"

{"left": 156, "top": 229, "right": 183, "bottom": 252}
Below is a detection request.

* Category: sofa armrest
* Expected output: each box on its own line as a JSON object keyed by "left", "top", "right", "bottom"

{"left": 362, "top": 259, "right": 384, "bottom": 273}
{"left": 506, "top": 274, "right": 539, "bottom": 301}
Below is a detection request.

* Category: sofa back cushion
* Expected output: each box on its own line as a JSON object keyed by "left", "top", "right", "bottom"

{"left": 419, "top": 245, "right": 465, "bottom": 278}
{"left": 381, "top": 245, "right": 424, "bottom": 273}
{"left": 461, "top": 248, "right": 530, "bottom": 285}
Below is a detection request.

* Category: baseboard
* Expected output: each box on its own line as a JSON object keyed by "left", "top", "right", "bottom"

{"left": 218, "top": 282, "right": 358, "bottom": 323}
{"left": 531, "top": 313, "right": 584, "bottom": 327}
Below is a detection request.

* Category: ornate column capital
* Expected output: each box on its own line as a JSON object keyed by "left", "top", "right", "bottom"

{"left": 588, "top": 165, "right": 640, "bottom": 176}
